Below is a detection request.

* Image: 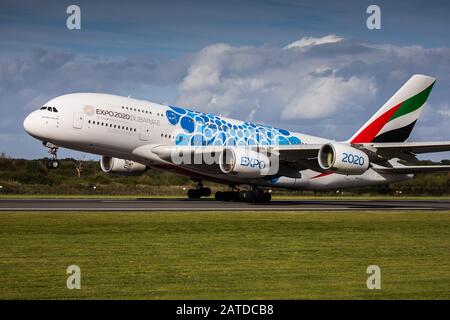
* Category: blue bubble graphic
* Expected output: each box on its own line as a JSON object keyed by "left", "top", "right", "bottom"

{"left": 180, "top": 116, "right": 195, "bottom": 133}
{"left": 278, "top": 128, "right": 290, "bottom": 136}
{"left": 288, "top": 136, "right": 302, "bottom": 144}
{"left": 166, "top": 110, "right": 180, "bottom": 125}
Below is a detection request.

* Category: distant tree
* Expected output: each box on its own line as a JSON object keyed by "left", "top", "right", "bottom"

{"left": 74, "top": 160, "right": 83, "bottom": 178}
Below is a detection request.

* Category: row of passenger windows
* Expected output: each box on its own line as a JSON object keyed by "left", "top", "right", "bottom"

{"left": 121, "top": 106, "right": 165, "bottom": 117}
{"left": 40, "top": 106, "right": 58, "bottom": 112}
{"left": 88, "top": 119, "right": 175, "bottom": 138}
{"left": 88, "top": 120, "right": 137, "bottom": 132}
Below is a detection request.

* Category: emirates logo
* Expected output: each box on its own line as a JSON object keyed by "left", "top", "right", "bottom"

{"left": 83, "top": 105, "right": 95, "bottom": 116}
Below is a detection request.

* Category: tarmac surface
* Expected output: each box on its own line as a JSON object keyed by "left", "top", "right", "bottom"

{"left": 1, "top": 198, "right": 450, "bottom": 211}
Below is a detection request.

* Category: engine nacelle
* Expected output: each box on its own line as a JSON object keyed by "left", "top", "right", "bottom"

{"left": 219, "top": 147, "right": 274, "bottom": 178}
{"left": 100, "top": 156, "right": 147, "bottom": 175}
{"left": 318, "top": 143, "right": 369, "bottom": 175}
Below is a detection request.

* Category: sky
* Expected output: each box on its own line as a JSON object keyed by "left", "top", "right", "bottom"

{"left": 1, "top": 0, "right": 450, "bottom": 160}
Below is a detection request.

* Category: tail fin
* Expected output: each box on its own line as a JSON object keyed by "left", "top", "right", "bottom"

{"left": 349, "top": 74, "right": 435, "bottom": 143}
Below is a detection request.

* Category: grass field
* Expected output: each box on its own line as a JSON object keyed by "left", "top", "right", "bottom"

{"left": 1, "top": 210, "right": 449, "bottom": 299}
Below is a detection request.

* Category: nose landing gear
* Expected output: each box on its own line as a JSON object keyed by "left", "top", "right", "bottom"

{"left": 43, "top": 142, "right": 59, "bottom": 169}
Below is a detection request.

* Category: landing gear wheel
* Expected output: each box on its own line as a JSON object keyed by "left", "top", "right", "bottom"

{"left": 239, "top": 191, "right": 249, "bottom": 201}
{"left": 250, "top": 188, "right": 264, "bottom": 203}
{"left": 214, "top": 188, "right": 272, "bottom": 203}
{"left": 215, "top": 191, "right": 223, "bottom": 201}
{"left": 262, "top": 192, "right": 272, "bottom": 203}
{"left": 187, "top": 181, "right": 212, "bottom": 199}
{"left": 200, "top": 187, "right": 211, "bottom": 197}
{"left": 187, "top": 189, "right": 201, "bottom": 199}
{"left": 46, "top": 159, "right": 59, "bottom": 169}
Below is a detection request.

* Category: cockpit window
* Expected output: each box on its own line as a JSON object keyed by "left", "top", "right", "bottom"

{"left": 38, "top": 106, "right": 58, "bottom": 112}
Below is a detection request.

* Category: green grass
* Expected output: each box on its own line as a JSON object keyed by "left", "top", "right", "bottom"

{"left": 1, "top": 210, "right": 450, "bottom": 299}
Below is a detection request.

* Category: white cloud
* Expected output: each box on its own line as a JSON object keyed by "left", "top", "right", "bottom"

{"left": 436, "top": 103, "right": 450, "bottom": 118}
{"left": 176, "top": 37, "right": 378, "bottom": 123}
{"left": 281, "top": 75, "right": 377, "bottom": 119}
{"left": 284, "top": 34, "right": 343, "bottom": 49}
{"left": 180, "top": 44, "right": 231, "bottom": 92}
{"left": 175, "top": 37, "right": 450, "bottom": 143}
{"left": 4, "top": 36, "right": 450, "bottom": 158}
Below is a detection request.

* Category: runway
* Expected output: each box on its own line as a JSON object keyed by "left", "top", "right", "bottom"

{"left": 1, "top": 198, "right": 450, "bottom": 211}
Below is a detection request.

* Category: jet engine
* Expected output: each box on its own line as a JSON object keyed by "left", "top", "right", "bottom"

{"left": 219, "top": 147, "right": 275, "bottom": 178}
{"left": 318, "top": 143, "right": 369, "bottom": 175}
{"left": 100, "top": 156, "right": 147, "bottom": 175}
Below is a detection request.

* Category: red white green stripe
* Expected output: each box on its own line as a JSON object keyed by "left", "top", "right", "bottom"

{"left": 350, "top": 75, "right": 435, "bottom": 144}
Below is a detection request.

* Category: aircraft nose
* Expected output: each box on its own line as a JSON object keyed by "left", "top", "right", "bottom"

{"left": 23, "top": 112, "right": 39, "bottom": 137}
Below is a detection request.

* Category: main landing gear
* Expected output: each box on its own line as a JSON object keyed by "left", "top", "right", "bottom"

{"left": 215, "top": 187, "right": 272, "bottom": 203}
{"left": 187, "top": 181, "right": 212, "bottom": 199}
{"left": 43, "top": 142, "right": 59, "bottom": 169}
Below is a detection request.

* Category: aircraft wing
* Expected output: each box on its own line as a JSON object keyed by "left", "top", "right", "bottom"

{"left": 272, "top": 142, "right": 450, "bottom": 162}
{"left": 372, "top": 164, "right": 450, "bottom": 174}
{"left": 359, "top": 141, "right": 450, "bottom": 154}
{"left": 133, "top": 143, "right": 450, "bottom": 178}
{"left": 147, "top": 144, "right": 323, "bottom": 163}
{"left": 133, "top": 144, "right": 225, "bottom": 175}
{"left": 270, "top": 144, "right": 322, "bottom": 161}
{"left": 133, "top": 144, "right": 325, "bottom": 177}
{"left": 350, "top": 141, "right": 450, "bottom": 162}
{"left": 269, "top": 144, "right": 325, "bottom": 175}
{"left": 274, "top": 143, "right": 450, "bottom": 174}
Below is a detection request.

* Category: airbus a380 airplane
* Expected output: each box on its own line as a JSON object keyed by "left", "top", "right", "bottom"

{"left": 23, "top": 74, "right": 450, "bottom": 202}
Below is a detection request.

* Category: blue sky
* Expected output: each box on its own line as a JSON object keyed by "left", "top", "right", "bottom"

{"left": 1, "top": 0, "right": 450, "bottom": 159}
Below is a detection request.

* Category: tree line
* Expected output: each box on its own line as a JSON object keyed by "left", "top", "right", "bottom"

{"left": 0, "top": 155, "right": 449, "bottom": 195}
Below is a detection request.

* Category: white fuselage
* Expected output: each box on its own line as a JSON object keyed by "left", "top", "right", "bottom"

{"left": 23, "top": 93, "right": 411, "bottom": 190}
